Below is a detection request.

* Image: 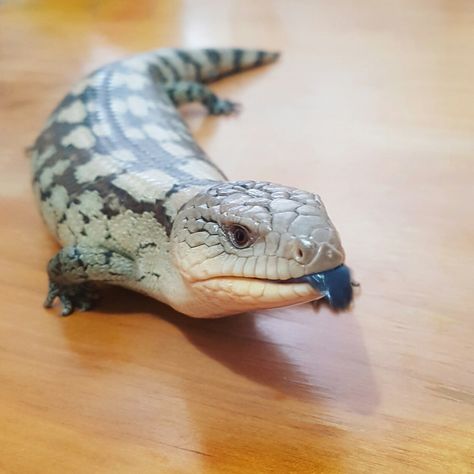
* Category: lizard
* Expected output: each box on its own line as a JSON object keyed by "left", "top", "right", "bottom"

{"left": 30, "top": 47, "right": 354, "bottom": 318}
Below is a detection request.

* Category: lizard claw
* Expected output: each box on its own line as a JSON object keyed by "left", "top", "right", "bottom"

{"left": 44, "top": 282, "right": 99, "bottom": 316}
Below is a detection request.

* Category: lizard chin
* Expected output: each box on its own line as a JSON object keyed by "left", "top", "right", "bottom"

{"left": 184, "top": 276, "right": 322, "bottom": 318}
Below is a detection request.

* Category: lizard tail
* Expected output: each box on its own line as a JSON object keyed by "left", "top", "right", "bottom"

{"left": 124, "top": 48, "right": 280, "bottom": 84}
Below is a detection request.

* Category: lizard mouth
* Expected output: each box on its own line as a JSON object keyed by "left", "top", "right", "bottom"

{"left": 192, "top": 265, "right": 353, "bottom": 310}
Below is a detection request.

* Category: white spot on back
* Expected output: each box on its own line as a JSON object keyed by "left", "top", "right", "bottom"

{"left": 33, "top": 145, "right": 57, "bottom": 170}
{"left": 61, "top": 126, "right": 96, "bottom": 149}
{"left": 75, "top": 153, "right": 122, "bottom": 183}
{"left": 92, "top": 123, "right": 112, "bottom": 137}
{"left": 125, "top": 57, "right": 151, "bottom": 73}
{"left": 125, "top": 74, "right": 149, "bottom": 90}
{"left": 114, "top": 149, "right": 136, "bottom": 162}
{"left": 144, "top": 124, "right": 181, "bottom": 142}
{"left": 56, "top": 100, "right": 87, "bottom": 123}
{"left": 111, "top": 72, "right": 149, "bottom": 90}
{"left": 111, "top": 99, "right": 127, "bottom": 114}
{"left": 161, "top": 141, "right": 190, "bottom": 158}
{"left": 71, "top": 72, "right": 105, "bottom": 95}
{"left": 71, "top": 78, "right": 89, "bottom": 96}
{"left": 156, "top": 101, "right": 175, "bottom": 113}
{"left": 86, "top": 102, "right": 98, "bottom": 113}
{"left": 112, "top": 169, "right": 176, "bottom": 202}
{"left": 39, "top": 160, "right": 70, "bottom": 189}
{"left": 78, "top": 189, "right": 107, "bottom": 214}
{"left": 49, "top": 185, "right": 69, "bottom": 215}
{"left": 179, "top": 159, "right": 225, "bottom": 180}
{"left": 127, "top": 96, "right": 149, "bottom": 117}
{"left": 110, "top": 72, "right": 128, "bottom": 88}
{"left": 124, "top": 127, "right": 145, "bottom": 140}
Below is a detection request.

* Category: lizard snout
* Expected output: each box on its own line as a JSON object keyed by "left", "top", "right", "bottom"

{"left": 291, "top": 237, "right": 344, "bottom": 271}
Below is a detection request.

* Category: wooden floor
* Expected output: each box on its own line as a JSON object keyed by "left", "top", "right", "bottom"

{"left": 1, "top": 1, "right": 473, "bottom": 472}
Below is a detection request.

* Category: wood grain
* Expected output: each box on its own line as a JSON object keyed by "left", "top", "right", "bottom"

{"left": 1, "top": 1, "right": 473, "bottom": 472}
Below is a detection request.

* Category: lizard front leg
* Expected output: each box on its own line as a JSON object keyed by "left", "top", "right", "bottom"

{"left": 44, "top": 246, "right": 136, "bottom": 316}
{"left": 165, "top": 81, "right": 240, "bottom": 115}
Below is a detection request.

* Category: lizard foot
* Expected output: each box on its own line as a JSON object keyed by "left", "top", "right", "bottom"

{"left": 44, "top": 282, "right": 100, "bottom": 316}
{"left": 208, "top": 99, "right": 241, "bottom": 116}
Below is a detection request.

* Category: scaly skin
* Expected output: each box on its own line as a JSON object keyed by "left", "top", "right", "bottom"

{"left": 30, "top": 48, "right": 349, "bottom": 317}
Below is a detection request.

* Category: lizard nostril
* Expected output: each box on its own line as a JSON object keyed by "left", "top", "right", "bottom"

{"left": 294, "top": 239, "right": 316, "bottom": 264}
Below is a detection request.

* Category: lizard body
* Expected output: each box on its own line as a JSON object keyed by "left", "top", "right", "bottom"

{"left": 31, "top": 48, "right": 353, "bottom": 317}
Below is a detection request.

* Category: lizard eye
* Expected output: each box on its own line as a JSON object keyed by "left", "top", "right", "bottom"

{"left": 227, "top": 225, "right": 252, "bottom": 249}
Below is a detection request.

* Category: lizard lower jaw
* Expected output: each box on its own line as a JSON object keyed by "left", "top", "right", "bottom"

{"left": 189, "top": 276, "right": 322, "bottom": 317}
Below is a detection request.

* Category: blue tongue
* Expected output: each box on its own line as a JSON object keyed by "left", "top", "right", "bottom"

{"left": 302, "top": 264, "right": 353, "bottom": 310}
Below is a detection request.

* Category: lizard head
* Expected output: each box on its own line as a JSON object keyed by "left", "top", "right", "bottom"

{"left": 169, "top": 180, "right": 351, "bottom": 317}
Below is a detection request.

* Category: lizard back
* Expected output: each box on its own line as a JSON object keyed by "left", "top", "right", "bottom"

{"left": 31, "top": 48, "right": 278, "bottom": 248}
